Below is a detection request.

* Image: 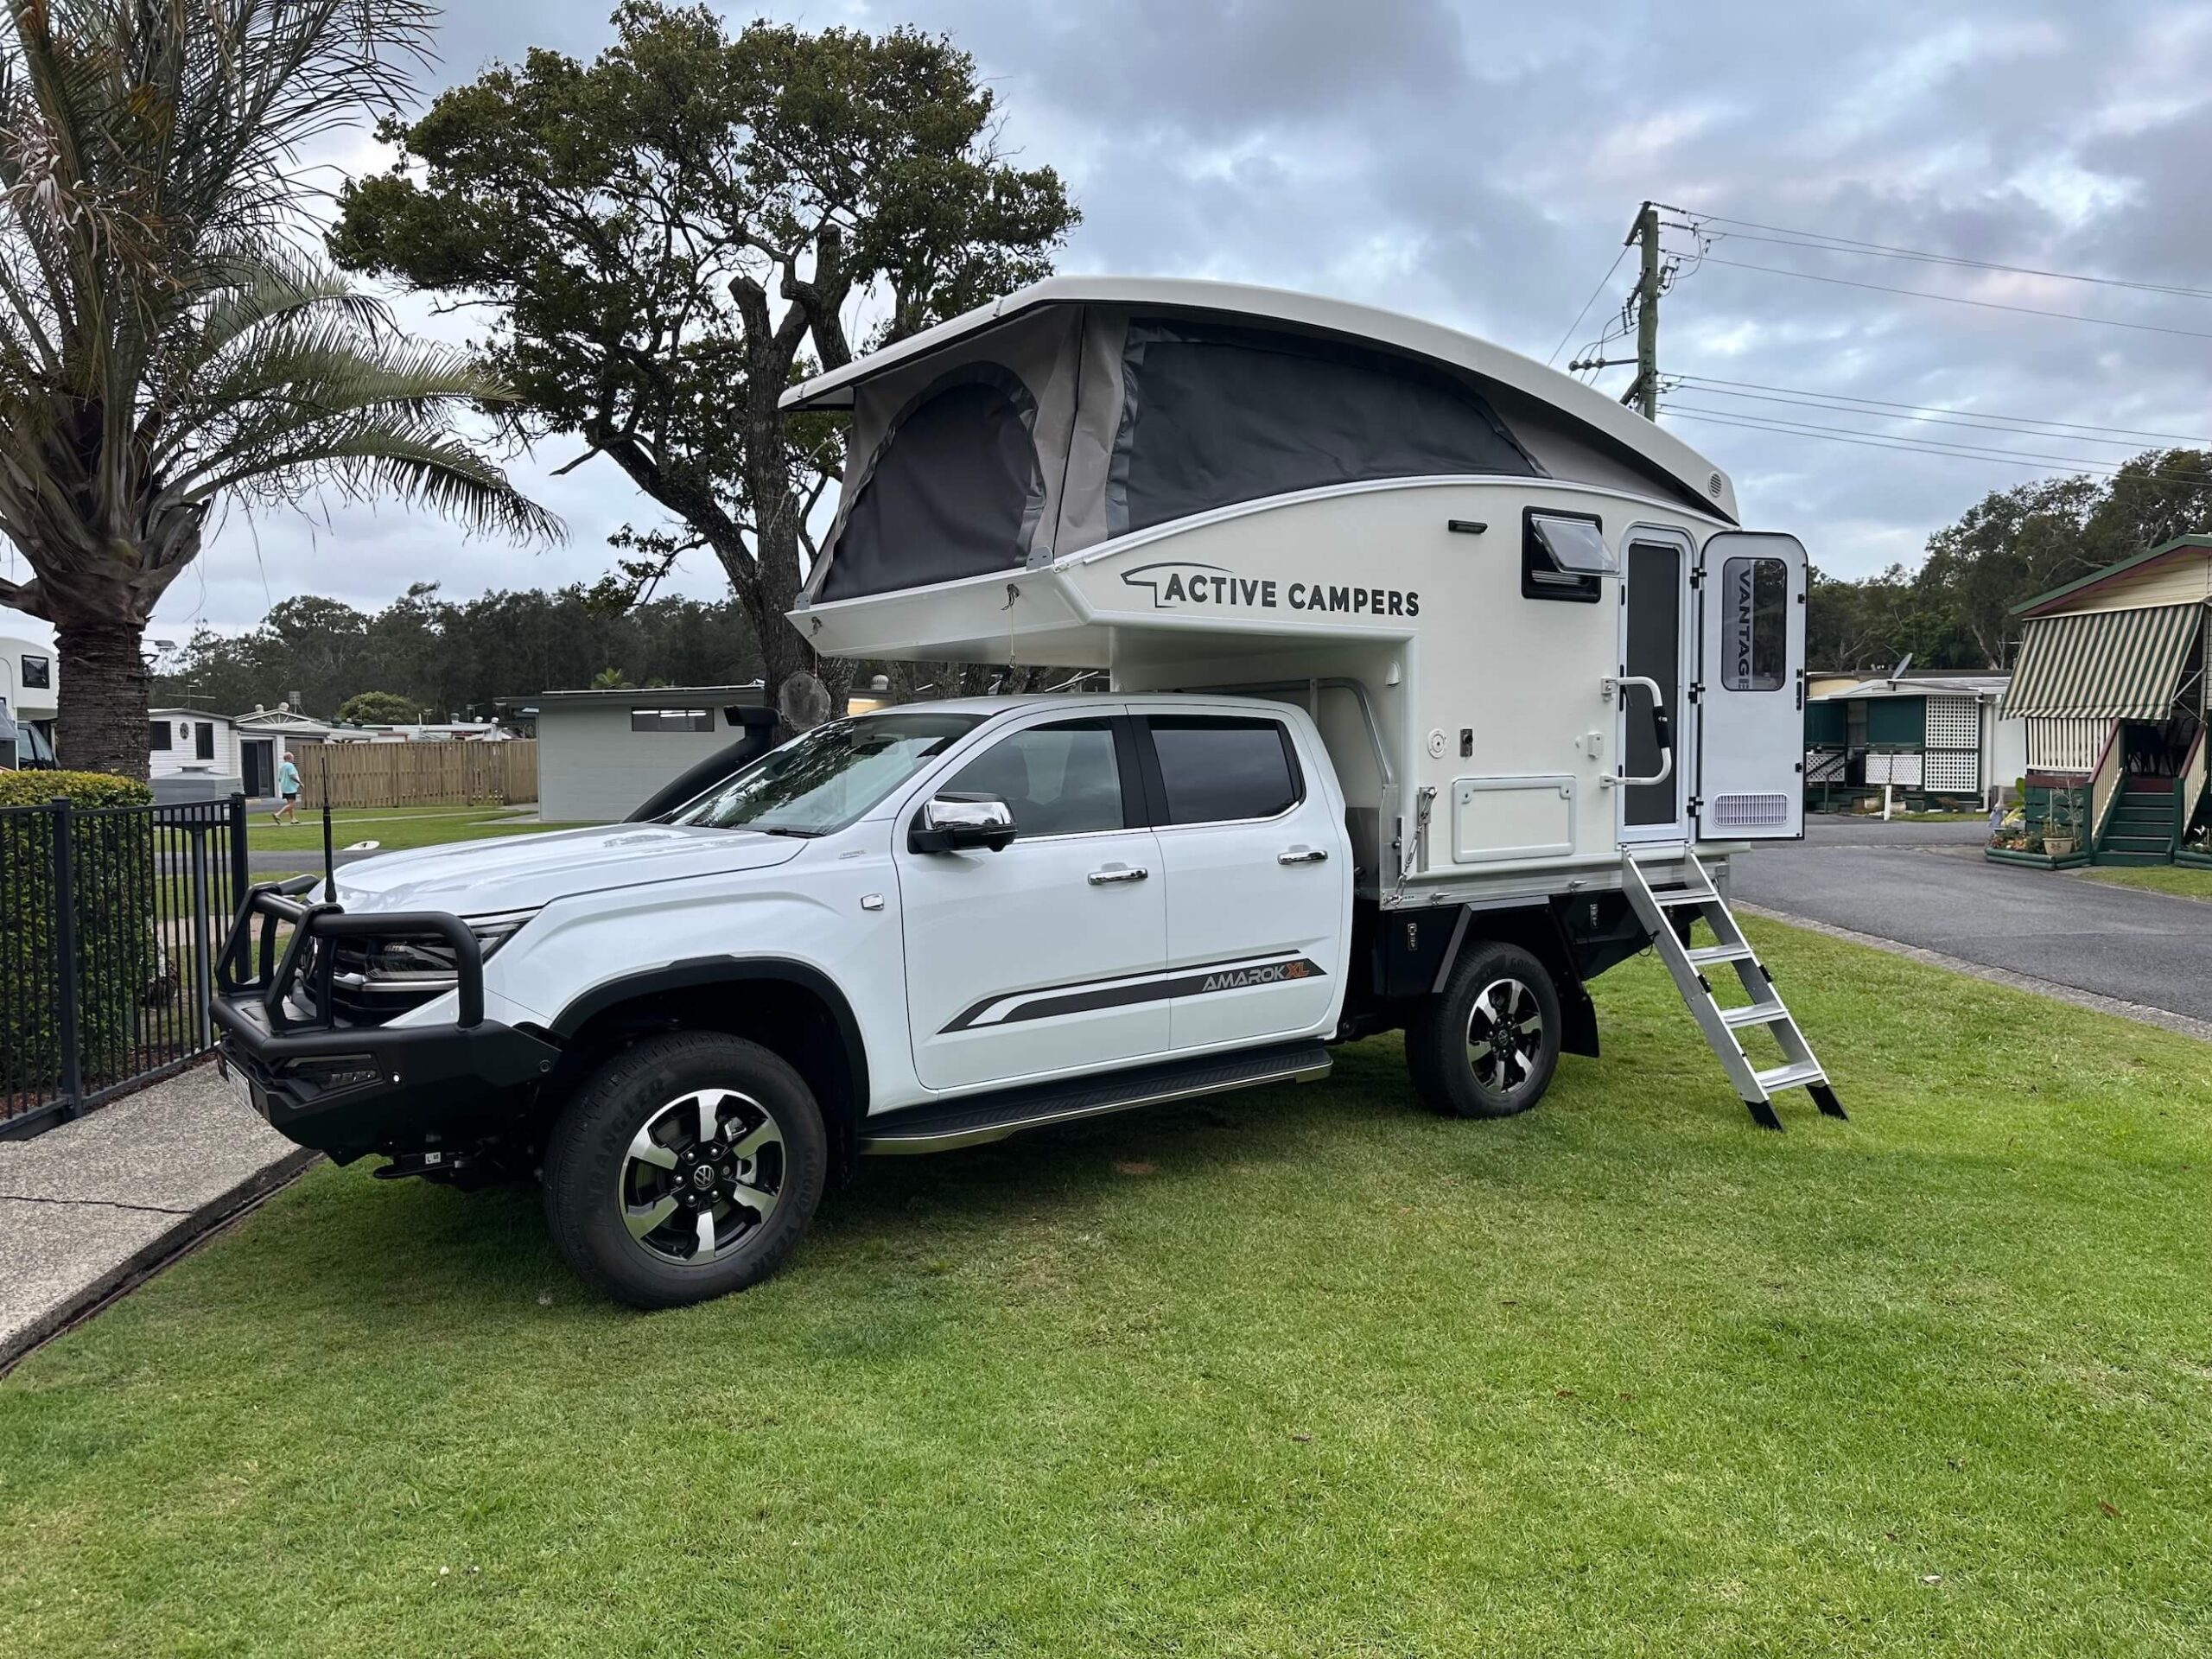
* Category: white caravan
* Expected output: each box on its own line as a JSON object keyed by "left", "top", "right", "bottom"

{"left": 213, "top": 277, "right": 1834, "bottom": 1309}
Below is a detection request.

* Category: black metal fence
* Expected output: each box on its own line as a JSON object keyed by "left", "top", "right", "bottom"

{"left": 1, "top": 795, "right": 250, "bottom": 1138}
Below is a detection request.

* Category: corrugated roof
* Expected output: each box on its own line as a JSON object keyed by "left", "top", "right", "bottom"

{"left": 2012, "top": 535, "right": 2212, "bottom": 617}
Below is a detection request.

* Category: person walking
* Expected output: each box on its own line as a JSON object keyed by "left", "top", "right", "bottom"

{"left": 272, "top": 752, "right": 302, "bottom": 824}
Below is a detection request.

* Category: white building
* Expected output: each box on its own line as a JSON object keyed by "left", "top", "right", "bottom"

{"left": 235, "top": 705, "right": 340, "bottom": 798}
{"left": 148, "top": 707, "right": 240, "bottom": 781}
{"left": 0, "top": 629, "right": 56, "bottom": 767}
{"left": 531, "top": 686, "right": 769, "bottom": 822}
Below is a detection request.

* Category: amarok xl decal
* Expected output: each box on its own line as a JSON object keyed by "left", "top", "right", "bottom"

{"left": 943, "top": 952, "right": 1329, "bottom": 1033}
{"left": 1121, "top": 561, "right": 1418, "bottom": 618}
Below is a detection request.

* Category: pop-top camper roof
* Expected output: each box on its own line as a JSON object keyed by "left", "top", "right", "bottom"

{"left": 782, "top": 276, "right": 1737, "bottom": 608}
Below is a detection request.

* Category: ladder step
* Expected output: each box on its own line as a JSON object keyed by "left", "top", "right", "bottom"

{"left": 1654, "top": 887, "right": 1718, "bottom": 907}
{"left": 1755, "top": 1059, "right": 1827, "bottom": 1094}
{"left": 1719, "top": 1001, "right": 1789, "bottom": 1029}
{"left": 1686, "top": 943, "right": 1755, "bottom": 967}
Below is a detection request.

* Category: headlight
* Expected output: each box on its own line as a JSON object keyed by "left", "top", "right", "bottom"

{"left": 467, "top": 907, "right": 540, "bottom": 961}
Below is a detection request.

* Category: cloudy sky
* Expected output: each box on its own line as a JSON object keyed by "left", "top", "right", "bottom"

{"left": 10, "top": 0, "right": 2211, "bottom": 651}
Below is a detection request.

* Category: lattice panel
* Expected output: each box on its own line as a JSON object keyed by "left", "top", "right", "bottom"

{"left": 1925, "top": 697, "right": 1980, "bottom": 747}
{"left": 1922, "top": 749, "right": 1980, "bottom": 791}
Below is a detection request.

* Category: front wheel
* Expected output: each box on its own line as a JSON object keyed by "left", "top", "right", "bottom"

{"left": 1404, "top": 941, "right": 1563, "bottom": 1118}
{"left": 543, "top": 1032, "right": 827, "bottom": 1308}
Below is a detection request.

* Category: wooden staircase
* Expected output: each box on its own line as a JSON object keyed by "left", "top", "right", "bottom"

{"left": 2094, "top": 775, "right": 2181, "bottom": 866}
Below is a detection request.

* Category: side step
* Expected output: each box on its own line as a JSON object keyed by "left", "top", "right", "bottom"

{"left": 1622, "top": 850, "right": 1843, "bottom": 1131}
{"left": 859, "top": 1040, "right": 1332, "bottom": 1154}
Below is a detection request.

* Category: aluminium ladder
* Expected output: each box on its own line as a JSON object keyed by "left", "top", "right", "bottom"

{"left": 1621, "top": 849, "right": 1844, "bottom": 1130}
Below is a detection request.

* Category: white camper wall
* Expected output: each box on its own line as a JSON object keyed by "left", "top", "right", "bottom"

{"left": 1073, "top": 478, "right": 1718, "bottom": 886}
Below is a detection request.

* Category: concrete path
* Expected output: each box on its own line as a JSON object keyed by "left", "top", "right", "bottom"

{"left": 1732, "top": 816, "right": 2212, "bottom": 1026}
{"left": 0, "top": 1065, "right": 314, "bottom": 1370}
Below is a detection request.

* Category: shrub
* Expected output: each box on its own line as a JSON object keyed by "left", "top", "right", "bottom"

{"left": 0, "top": 771, "right": 160, "bottom": 1104}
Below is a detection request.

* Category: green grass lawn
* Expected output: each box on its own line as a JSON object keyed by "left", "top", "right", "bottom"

{"left": 250, "top": 805, "right": 589, "bottom": 855}
{"left": 4, "top": 919, "right": 2211, "bottom": 1656}
{"left": 2082, "top": 863, "right": 2212, "bottom": 901}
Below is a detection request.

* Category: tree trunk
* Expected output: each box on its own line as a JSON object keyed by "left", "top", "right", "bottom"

{"left": 54, "top": 615, "right": 152, "bottom": 780}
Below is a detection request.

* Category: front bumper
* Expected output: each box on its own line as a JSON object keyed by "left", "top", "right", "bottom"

{"left": 212, "top": 879, "right": 558, "bottom": 1161}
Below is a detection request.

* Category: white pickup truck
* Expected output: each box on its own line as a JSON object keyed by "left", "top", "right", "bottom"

{"left": 215, "top": 276, "right": 1835, "bottom": 1307}
{"left": 213, "top": 691, "right": 1624, "bottom": 1306}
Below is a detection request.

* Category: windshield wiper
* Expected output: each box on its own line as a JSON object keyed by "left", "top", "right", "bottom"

{"left": 753, "top": 825, "right": 823, "bottom": 838}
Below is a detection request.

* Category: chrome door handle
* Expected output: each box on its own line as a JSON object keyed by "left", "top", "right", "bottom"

{"left": 1087, "top": 865, "right": 1149, "bottom": 886}
{"left": 1278, "top": 847, "right": 1328, "bottom": 864}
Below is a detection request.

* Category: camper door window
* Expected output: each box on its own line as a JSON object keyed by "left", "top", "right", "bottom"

{"left": 1720, "top": 556, "right": 1788, "bottom": 692}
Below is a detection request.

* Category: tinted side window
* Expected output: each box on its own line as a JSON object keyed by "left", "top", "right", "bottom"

{"left": 944, "top": 719, "right": 1127, "bottom": 837}
{"left": 1147, "top": 715, "right": 1300, "bottom": 824}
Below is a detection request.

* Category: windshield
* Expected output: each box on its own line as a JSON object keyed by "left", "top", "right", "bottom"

{"left": 668, "top": 712, "right": 982, "bottom": 836}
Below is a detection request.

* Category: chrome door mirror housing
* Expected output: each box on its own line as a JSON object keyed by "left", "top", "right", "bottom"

{"left": 909, "top": 793, "right": 1018, "bottom": 854}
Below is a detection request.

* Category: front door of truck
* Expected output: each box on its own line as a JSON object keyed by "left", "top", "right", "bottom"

{"left": 1618, "top": 533, "right": 1691, "bottom": 845}
{"left": 1696, "top": 531, "right": 1807, "bottom": 840}
{"left": 896, "top": 715, "right": 1168, "bottom": 1092}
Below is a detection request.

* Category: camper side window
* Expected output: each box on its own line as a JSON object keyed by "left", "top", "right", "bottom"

{"left": 1719, "top": 556, "right": 1788, "bottom": 691}
{"left": 1522, "top": 509, "right": 1610, "bottom": 603}
{"left": 149, "top": 721, "right": 173, "bottom": 753}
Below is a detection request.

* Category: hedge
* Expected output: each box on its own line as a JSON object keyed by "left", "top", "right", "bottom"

{"left": 0, "top": 771, "right": 159, "bottom": 1104}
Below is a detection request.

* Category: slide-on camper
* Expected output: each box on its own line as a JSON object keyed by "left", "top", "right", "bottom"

{"left": 213, "top": 278, "right": 1836, "bottom": 1308}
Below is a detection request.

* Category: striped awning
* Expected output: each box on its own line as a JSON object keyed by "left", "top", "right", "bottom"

{"left": 2003, "top": 603, "right": 2204, "bottom": 720}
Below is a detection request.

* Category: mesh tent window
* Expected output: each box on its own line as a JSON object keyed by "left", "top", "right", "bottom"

{"left": 817, "top": 367, "right": 1046, "bottom": 603}
{"left": 1106, "top": 319, "right": 1539, "bottom": 535}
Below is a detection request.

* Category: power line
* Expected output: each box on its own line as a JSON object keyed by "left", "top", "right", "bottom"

{"left": 1668, "top": 379, "right": 2212, "bottom": 450}
{"left": 1669, "top": 375, "right": 2212, "bottom": 447}
{"left": 1675, "top": 213, "right": 2212, "bottom": 303}
{"left": 1660, "top": 402, "right": 2153, "bottom": 472}
{"left": 1696, "top": 256, "right": 2212, "bottom": 340}
{"left": 1661, "top": 404, "right": 2212, "bottom": 493}
{"left": 1546, "top": 244, "right": 1630, "bottom": 367}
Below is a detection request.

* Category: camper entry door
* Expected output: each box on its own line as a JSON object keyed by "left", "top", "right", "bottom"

{"left": 1695, "top": 531, "right": 1808, "bottom": 840}
{"left": 1618, "top": 535, "right": 1693, "bottom": 846}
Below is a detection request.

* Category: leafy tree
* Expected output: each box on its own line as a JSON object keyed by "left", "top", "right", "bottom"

{"left": 1808, "top": 450, "right": 2212, "bottom": 671}
{"left": 0, "top": 0, "right": 556, "bottom": 779}
{"left": 589, "top": 666, "right": 635, "bottom": 690}
{"left": 152, "top": 582, "right": 765, "bottom": 715}
{"left": 337, "top": 690, "right": 424, "bottom": 724}
{"left": 329, "top": 3, "right": 1076, "bottom": 706}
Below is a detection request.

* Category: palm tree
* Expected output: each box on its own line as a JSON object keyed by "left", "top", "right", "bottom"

{"left": 0, "top": 1, "right": 556, "bottom": 778}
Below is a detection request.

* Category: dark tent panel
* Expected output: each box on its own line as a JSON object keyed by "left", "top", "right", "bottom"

{"left": 1107, "top": 320, "right": 1540, "bottom": 535}
{"left": 818, "top": 371, "right": 1046, "bottom": 602}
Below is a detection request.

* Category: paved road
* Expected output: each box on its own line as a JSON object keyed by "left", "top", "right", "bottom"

{"left": 1732, "top": 816, "right": 2212, "bottom": 1024}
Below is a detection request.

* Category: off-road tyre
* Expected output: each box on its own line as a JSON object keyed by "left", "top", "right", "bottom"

{"left": 543, "top": 1031, "right": 827, "bottom": 1308}
{"left": 1403, "top": 941, "right": 1563, "bottom": 1119}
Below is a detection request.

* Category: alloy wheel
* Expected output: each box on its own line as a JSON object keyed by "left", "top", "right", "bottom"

{"left": 1465, "top": 977, "right": 1543, "bottom": 1096}
{"left": 617, "top": 1088, "right": 785, "bottom": 1266}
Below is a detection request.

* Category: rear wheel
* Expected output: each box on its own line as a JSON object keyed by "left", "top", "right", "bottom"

{"left": 543, "top": 1032, "right": 827, "bottom": 1308}
{"left": 1405, "top": 941, "right": 1562, "bottom": 1118}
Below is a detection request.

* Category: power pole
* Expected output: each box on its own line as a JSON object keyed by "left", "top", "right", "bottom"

{"left": 1626, "top": 200, "right": 1661, "bottom": 421}
{"left": 1566, "top": 200, "right": 1672, "bottom": 415}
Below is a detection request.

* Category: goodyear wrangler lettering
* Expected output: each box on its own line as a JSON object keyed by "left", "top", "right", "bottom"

{"left": 1122, "top": 561, "right": 1417, "bottom": 618}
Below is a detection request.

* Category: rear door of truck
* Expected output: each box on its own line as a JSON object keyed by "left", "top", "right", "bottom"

{"left": 1129, "top": 705, "right": 1351, "bottom": 1051}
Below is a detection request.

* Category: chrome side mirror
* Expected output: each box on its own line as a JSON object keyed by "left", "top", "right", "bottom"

{"left": 909, "top": 793, "right": 1017, "bottom": 854}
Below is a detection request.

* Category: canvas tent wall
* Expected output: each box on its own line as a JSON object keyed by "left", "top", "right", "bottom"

{"left": 787, "top": 278, "right": 1739, "bottom": 609}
